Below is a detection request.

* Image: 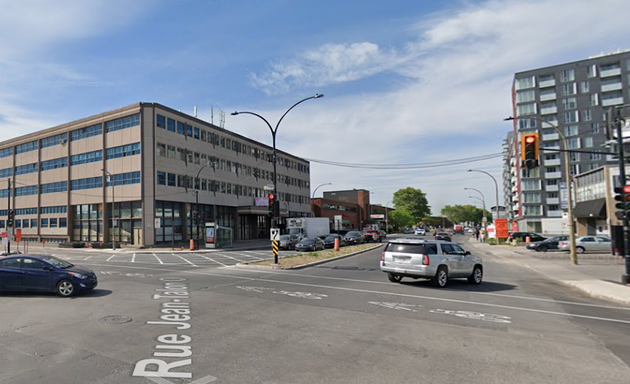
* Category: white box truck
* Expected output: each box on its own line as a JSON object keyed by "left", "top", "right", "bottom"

{"left": 285, "top": 217, "right": 330, "bottom": 240}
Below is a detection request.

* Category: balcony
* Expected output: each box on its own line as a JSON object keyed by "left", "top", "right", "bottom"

{"left": 602, "top": 97, "right": 624, "bottom": 106}
{"left": 600, "top": 68, "right": 621, "bottom": 77}
{"left": 544, "top": 158, "right": 561, "bottom": 166}
{"left": 601, "top": 82, "right": 622, "bottom": 92}
{"left": 547, "top": 210, "right": 564, "bottom": 217}
{"left": 546, "top": 185, "right": 559, "bottom": 192}
{"left": 539, "top": 79, "right": 556, "bottom": 88}
{"left": 546, "top": 198, "right": 560, "bottom": 205}
{"left": 544, "top": 172, "right": 562, "bottom": 179}
{"left": 540, "top": 106, "right": 558, "bottom": 115}
{"left": 542, "top": 133, "right": 559, "bottom": 141}
{"left": 540, "top": 92, "right": 557, "bottom": 101}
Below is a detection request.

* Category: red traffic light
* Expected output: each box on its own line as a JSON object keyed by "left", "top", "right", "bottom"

{"left": 525, "top": 136, "right": 536, "bottom": 144}
{"left": 268, "top": 193, "right": 274, "bottom": 200}
{"left": 624, "top": 185, "right": 630, "bottom": 194}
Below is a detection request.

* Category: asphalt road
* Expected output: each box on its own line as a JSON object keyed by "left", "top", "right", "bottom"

{"left": 2, "top": 234, "right": 630, "bottom": 384}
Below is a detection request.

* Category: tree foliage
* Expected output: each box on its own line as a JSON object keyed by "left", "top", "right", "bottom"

{"left": 389, "top": 209, "right": 415, "bottom": 229}
{"left": 441, "top": 205, "right": 490, "bottom": 224}
{"left": 392, "top": 187, "right": 431, "bottom": 223}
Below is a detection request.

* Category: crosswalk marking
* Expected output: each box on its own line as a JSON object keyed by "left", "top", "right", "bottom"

{"left": 107, "top": 254, "right": 116, "bottom": 261}
{"left": 152, "top": 253, "right": 164, "bottom": 264}
{"left": 197, "top": 254, "right": 228, "bottom": 267}
{"left": 173, "top": 253, "right": 198, "bottom": 267}
{"left": 132, "top": 253, "right": 136, "bottom": 263}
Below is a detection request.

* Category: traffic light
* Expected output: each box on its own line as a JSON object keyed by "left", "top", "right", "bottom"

{"left": 614, "top": 185, "right": 630, "bottom": 220}
{"left": 193, "top": 212, "right": 198, "bottom": 225}
{"left": 268, "top": 193, "right": 275, "bottom": 217}
{"left": 521, "top": 133, "right": 539, "bottom": 169}
{"left": 7, "top": 209, "right": 14, "bottom": 227}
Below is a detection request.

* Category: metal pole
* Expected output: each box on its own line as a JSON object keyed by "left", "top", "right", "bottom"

{"left": 7, "top": 178, "right": 10, "bottom": 254}
{"left": 467, "top": 169, "right": 499, "bottom": 220}
{"left": 101, "top": 170, "right": 116, "bottom": 250}
{"left": 615, "top": 114, "right": 630, "bottom": 284}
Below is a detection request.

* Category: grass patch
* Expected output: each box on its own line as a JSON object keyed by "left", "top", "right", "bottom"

{"left": 250, "top": 243, "right": 382, "bottom": 268}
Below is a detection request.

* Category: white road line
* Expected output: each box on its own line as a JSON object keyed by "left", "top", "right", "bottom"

{"left": 230, "top": 252, "right": 265, "bottom": 261}
{"left": 132, "top": 253, "right": 136, "bottom": 263}
{"left": 152, "top": 253, "right": 164, "bottom": 264}
{"left": 197, "top": 254, "right": 228, "bottom": 267}
{"left": 173, "top": 253, "right": 198, "bottom": 267}
{"left": 106, "top": 254, "right": 116, "bottom": 261}
{"left": 79, "top": 262, "right": 630, "bottom": 325}
{"left": 83, "top": 256, "right": 93, "bottom": 260}
{"left": 212, "top": 253, "right": 244, "bottom": 263}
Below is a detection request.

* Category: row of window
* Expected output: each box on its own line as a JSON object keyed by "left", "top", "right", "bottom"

{"left": 0, "top": 143, "right": 140, "bottom": 179}
{"left": 0, "top": 217, "right": 67, "bottom": 229}
{"left": 515, "top": 60, "right": 630, "bottom": 91}
{"left": 0, "top": 206, "right": 67, "bottom": 216}
{"left": 156, "top": 142, "right": 309, "bottom": 189}
{"left": 0, "top": 171, "right": 141, "bottom": 197}
{"left": 156, "top": 170, "right": 310, "bottom": 205}
{"left": 0, "top": 113, "right": 140, "bottom": 158}
{"left": 155, "top": 113, "right": 309, "bottom": 173}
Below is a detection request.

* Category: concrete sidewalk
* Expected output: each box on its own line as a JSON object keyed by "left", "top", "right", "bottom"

{"left": 464, "top": 236, "right": 630, "bottom": 305}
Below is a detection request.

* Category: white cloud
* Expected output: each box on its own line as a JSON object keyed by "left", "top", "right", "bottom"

{"left": 238, "top": 0, "right": 630, "bottom": 212}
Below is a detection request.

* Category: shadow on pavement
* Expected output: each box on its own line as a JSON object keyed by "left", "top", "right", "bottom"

{"left": 400, "top": 279, "right": 517, "bottom": 292}
{"left": 0, "top": 288, "right": 112, "bottom": 298}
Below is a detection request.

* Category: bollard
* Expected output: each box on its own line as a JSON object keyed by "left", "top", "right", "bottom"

{"left": 190, "top": 239, "right": 195, "bottom": 251}
{"left": 525, "top": 236, "right": 531, "bottom": 243}
{"left": 334, "top": 238, "right": 340, "bottom": 251}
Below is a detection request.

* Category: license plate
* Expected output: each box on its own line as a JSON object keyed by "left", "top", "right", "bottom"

{"left": 393, "top": 256, "right": 411, "bottom": 264}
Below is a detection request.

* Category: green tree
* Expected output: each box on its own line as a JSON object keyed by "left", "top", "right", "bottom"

{"left": 392, "top": 187, "right": 431, "bottom": 223}
{"left": 441, "top": 204, "right": 488, "bottom": 224}
{"left": 389, "top": 209, "right": 415, "bottom": 230}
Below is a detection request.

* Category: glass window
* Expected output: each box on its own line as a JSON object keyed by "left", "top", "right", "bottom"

{"left": 41, "top": 218, "right": 49, "bottom": 228}
{"left": 15, "top": 140, "right": 38, "bottom": 154}
{"left": 31, "top": 219, "right": 38, "bottom": 228}
{"left": 167, "top": 173, "right": 176, "bottom": 186}
{"left": 41, "top": 133, "right": 68, "bottom": 149}
{"left": 157, "top": 171, "right": 166, "bottom": 185}
{"left": 157, "top": 143, "right": 166, "bottom": 157}
{"left": 156, "top": 114, "right": 166, "bottom": 129}
{"left": 59, "top": 218, "right": 67, "bottom": 228}
{"left": 560, "top": 69, "right": 575, "bottom": 82}
{"left": 15, "top": 163, "right": 38, "bottom": 175}
{"left": 41, "top": 157, "right": 68, "bottom": 171}
{"left": 167, "top": 118, "right": 176, "bottom": 132}
{"left": 562, "top": 97, "right": 576, "bottom": 109}
{"left": 50, "top": 218, "right": 58, "bottom": 228}
{"left": 515, "top": 76, "right": 535, "bottom": 90}
{"left": 22, "top": 258, "right": 45, "bottom": 270}
{"left": 71, "top": 123, "right": 102, "bottom": 141}
{"left": 71, "top": 150, "right": 103, "bottom": 166}
{"left": 106, "top": 143, "right": 141, "bottom": 159}
{"left": 106, "top": 113, "right": 140, "bottom": 133}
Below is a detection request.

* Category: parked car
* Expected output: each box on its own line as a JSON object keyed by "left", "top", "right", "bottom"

{"left": 415, "top": 227, "right": 426, "bottom": 236}
{"left": 278, "top": 234, "right": 299, "bottom": 250}
{"left": 508, "top": 232, "right": 546, "bottom": 242}
{"left": 404, "top": 228, "right": 414, "bottom": 234}
{"left": 363, "top": 230, "right": 381, "bottom": 242}
{"left": 526, "top": 235, "right": 568, "bottom": 252}
{"left": 323, "top": 234, "right": 347, "bottom": 248}
{"left": 343, "top": 231, "right": 365, "bottom": 245}
{"left": 380, "top": 238, "right": 483, "bottom": 287}
{"left": 434, "top": 232, "right": 452, "bottom": 242}
{"left": 558, "top": 235, "right": 611, "bottom": 253}
{"left": 295, "top": 237, "right": 326, "bottom": 252}
{"left": 0, "top": 255, "right": 97, "bottom": 297}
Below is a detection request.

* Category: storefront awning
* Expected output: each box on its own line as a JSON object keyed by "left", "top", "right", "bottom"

{"left": 572, "top": 198, "right": 606, "bottom": 218}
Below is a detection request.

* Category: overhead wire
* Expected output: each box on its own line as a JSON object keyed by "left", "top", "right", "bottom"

{"left": 303, "top": 152, "right": 503, "bottom": 169}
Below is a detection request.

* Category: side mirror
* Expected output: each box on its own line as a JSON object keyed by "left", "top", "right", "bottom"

{"left": 43, "top": 265, "right": 54, "bottom": 271}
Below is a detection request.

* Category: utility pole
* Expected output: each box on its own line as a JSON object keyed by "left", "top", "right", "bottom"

{"left": 7, "top": 178, "right": 10, "bottom": 254}
{"left": 615, "top": 110, "right": 630, "bottom": 285}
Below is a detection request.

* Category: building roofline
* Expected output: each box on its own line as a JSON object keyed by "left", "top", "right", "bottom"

{"left": 513, "top": 49, "right": 630, "bottom": 78}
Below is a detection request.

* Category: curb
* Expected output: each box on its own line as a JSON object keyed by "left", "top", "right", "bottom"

{"left": 235, "top": 243, "right": 384, "bottom": 270}
{"left": 466, "top": 239, "right": 630, "bottom": 305}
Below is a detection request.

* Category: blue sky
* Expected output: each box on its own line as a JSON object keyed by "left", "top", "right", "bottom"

{"left": 1, "top": 0, "right": 629, "bottom": 213}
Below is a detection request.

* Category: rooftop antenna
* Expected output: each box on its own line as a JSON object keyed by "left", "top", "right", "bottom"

{"left": 211, "top": 105, "right": 214, "bottom": 125}
{"left": 194, "top": 106, "right": 198, "bottom": 117}
{"left": 220, "top": 110, "right": 225, "bottom": 128}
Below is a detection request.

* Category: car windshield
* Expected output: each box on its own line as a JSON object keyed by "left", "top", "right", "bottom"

{"left": 301, "top": 238, "right": 317, "bottom": 243}
{"left": 279, "top": 235, "right": 292, "bottom": 240}
{"left": 39, "top": 255, "right": 73, "bottom": 269}
{"left": 346, "top": 231, "right": 359, "bottom": 236}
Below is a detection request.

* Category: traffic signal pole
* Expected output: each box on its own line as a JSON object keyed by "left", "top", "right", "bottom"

{"left": 7, "top": 178, "right": 10, "bottom": 254}
{"left": 614, "top": 115, "right": 630, "bottom": 285}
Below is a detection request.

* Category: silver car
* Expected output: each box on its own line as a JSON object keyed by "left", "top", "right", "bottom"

{"left": 380, "top": 239, "right": 483, "bottom": 287}
{"left": 558, "top": 236, "right": 611, "bottom": 253}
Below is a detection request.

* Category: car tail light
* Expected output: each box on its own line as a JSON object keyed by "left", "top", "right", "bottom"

{"left": 559, "top": 241, "right": 567, "bottom": 247}
{"left": 422, "top": 254, "right": 429, "bottom": 265}
{"left": 381, "top": 252, "right": 385, "bottom": 262}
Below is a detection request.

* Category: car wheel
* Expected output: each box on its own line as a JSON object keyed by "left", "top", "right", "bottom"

{"left": 537, "top": 245, "right": 548, "bottom": 252}
{"left": 576, "top": 246, "right": 585, "bottom": 254}
{"left": 387, "top": 273, "right": 403, "bottom": 283}
{"left": 467, "top": 265, "right": 483, "bottom": 285}
{"left": 431, "top": 266, "right": 448, "bottom": 288}
{"left": 56, "top": 279, "right": 76, "bottom": 297}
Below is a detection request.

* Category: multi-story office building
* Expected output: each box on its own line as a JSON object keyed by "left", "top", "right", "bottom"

{"left": 505, "top": 50, "right": 630, "bottom": 234}
{"left": 0, "top": 102, "right": 311, "bottom": 246}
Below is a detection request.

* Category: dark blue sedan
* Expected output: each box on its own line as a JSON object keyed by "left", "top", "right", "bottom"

{"left": 0, "top": 255, "right": 97, "bottom": 297}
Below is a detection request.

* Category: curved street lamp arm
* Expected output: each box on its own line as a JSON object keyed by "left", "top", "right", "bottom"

{"left": 231, "top": 111, "right": 274, "bottom": 135}
{"left": 275, "top": 94, "right": 323, "bottom": 133}
{"left": 312, "top": 182, "right": 332, "bottom": 198}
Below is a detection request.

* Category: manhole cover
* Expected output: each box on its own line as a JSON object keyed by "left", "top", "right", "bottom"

{"left": 99, "top": 315, "right": 133, "bottom": 325}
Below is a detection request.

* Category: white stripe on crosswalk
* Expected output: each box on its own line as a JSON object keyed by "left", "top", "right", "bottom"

{"left": 196, "top": 254, "right": 228, "bottom": 267}
{"left": 106, "top": 254, "right": 116, "bottom": 261}
{"left": 152, "top": 253, "right": 164, "bottom": 264}
{"left": 173, "top": 253, "right": 198, "bottom": 267}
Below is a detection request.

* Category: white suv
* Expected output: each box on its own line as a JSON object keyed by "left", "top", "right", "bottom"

{"left": 380, "top": 239, "right": 483, "bottom": 287}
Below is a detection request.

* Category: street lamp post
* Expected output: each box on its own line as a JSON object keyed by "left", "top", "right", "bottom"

{"left": 232, "top": 94, "right": 324, "bottom": 264}
{"left": 385, "top": 199, "right": 393, "bottom": 234}
{"left": 192, "top": 161, "right": 217, "bottom": 249}
{"left": 504, "top": 116, "right": 577, "bottom": 265}
{"left": 467, "top": 169, "right": 500, "bottom": 221}
{"left": 101, "top": 169, "right": 116, "bottom": 250}
{"left": 311, "top": 182, "right": 332, "bottom": 217}
{"left": 464, "top": 187, "right": 487, "bottom": 214}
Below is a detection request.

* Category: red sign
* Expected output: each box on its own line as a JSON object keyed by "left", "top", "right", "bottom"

{"left": 1, "top": 232, "right": 7, "bottom": 238}
{"left": 494, "top": 218, "right": 509, "bottom": 239}
{"left": 16, "top": 229, "right": 21, "bottom": 242}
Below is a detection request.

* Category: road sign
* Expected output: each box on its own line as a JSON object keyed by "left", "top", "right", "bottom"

{"left": 270, "top": 228, "right": 280, "bottom": 241}
{"left": 264, "top": 184, "right": 275, "bottom": 191}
